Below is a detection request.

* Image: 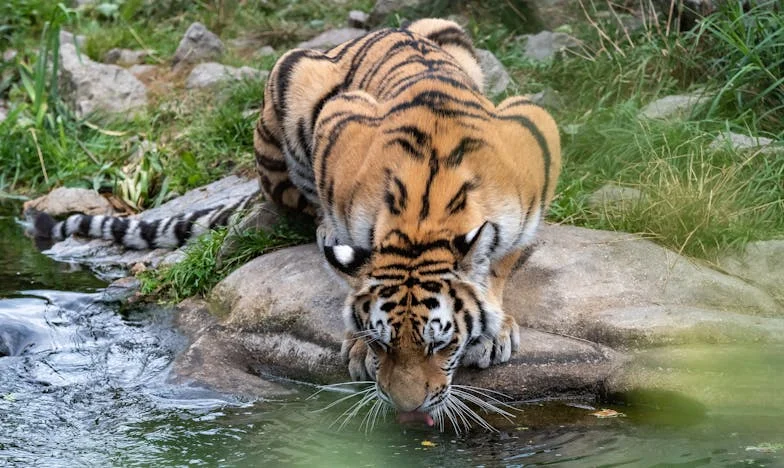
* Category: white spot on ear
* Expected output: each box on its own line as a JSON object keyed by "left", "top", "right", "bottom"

{"left": 465, "top": 224, "right": 483, "bottom": 245}
{"left": 332, "top": 245, "right": 355, "bottom": 266}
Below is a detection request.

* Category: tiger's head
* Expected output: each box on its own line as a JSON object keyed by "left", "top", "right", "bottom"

{"left": 324, "top": 220, "right": 504, "bottom": 417}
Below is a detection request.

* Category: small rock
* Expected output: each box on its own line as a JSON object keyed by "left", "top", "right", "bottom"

{"left": 297, "top": 28, "right": 367, "bottom": 50}
{"left": 185, "top": 62, "right": 268, "bottom": 89}
{"left": 58, "top": 43, "right": 148, "bottom": 118}
{"left": 101, "top": 276, "right": 141, "bottom": 303}
{"left": 639, "top": 92, "right": 710, "bottom": 119}
{"left": 0, "top": 100, "right": 8, "bottom": 123}
{"left": 708, "top": 131, "right": 782, "bottom": 154}
{"left": 255, "top": 45, "right": 276, "bottom": 57}
{"left": 59, "top": 30, "right": 86, "bottom": 49}
{"left": 103, "top": 48, "right": 149, "bottom": 66}
{"left": 2, "top": 49, "right": 17, "bottom": 62}
{"left": 23, "top": 187, "right": 116, "bottom": 217}
{"left": 476, "top": 49, "right": 511, "bottom": 96}
{"left": 369, "top": 0, "right": 429, "bottom": 24}
{"left": 588, "top": 183, "right": 644, "bottom": 212}
{"left": 527, "top": 87, "right": 563, "bottom": 110}
{"left": 522, "top": 30, "right": 581, "bottom": 61}
{"left": 348, "top": 10, "right": 370, "bottom": 29}
{"left": 172, "top": 22, "right": 225, "bottom": 66}
{"left": 128, "top": 64, "right": 159, "bottom": 79}
{"left": 718, "top": 240, "right": 784, "bottom": 301}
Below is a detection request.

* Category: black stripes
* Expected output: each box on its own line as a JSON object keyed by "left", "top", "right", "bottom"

{"left": 384, "top": 173, "right": 409, "bottom": 216}
{"left": 445, "top": 178, "right": 480, "bottom": 215}
{"left": 499, "top": 113, "right": 553, "bottom": 211}
{"left": 425, "top": 26, "right": 478, "bottom": 60}
{"left": 419, "top": 150, "right": 440, "bottom": 221}
{"left": 445, "top": 137, "right": 487, "bottom": 167}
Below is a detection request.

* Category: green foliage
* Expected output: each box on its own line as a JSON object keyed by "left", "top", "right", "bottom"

{"left": 139, "top": 215, "right": 314, "bottom": 302}
{"left": 685, "top": 1, "right": 784, "bottom": 134}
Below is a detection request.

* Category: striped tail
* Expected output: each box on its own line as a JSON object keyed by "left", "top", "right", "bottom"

{"left": 31, "top": 194, "right": 257, "bottom": 251}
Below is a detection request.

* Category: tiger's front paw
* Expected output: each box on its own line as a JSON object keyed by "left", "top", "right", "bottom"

{"left": 461, "top": 315, "right": 520, "bottom": 369}
{"left": 340, "top": 333, "right": 376, "bottom": 381}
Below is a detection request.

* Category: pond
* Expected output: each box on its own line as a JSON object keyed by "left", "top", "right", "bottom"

{"left": 1, "top": 203, "right": 782, "bottom": 467}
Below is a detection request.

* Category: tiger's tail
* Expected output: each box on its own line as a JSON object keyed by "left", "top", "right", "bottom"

{"left": 30, "top": 193, "right": 257, "bottom": 251}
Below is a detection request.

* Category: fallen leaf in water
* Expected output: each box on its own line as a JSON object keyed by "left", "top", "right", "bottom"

{"left": 420, "top": 440, "right": 436, "bottom": 447}
{"left": 590, "top": 409, "right": 625, "bottom": 418}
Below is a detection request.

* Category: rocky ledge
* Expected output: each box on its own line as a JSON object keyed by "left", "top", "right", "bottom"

{"left": 172, "top": 222, "right": 784, "bottom": 403}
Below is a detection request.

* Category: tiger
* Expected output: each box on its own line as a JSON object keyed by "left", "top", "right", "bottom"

{"left": 31, "top": 19, "right": 561, "bottom": 424}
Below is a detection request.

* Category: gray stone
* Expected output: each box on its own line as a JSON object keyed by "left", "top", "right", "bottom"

{"left": 527, "top": 87, "right": 563, "bottom": 110}
{"left": 0, "top": 100, "right": 7, "bottom": 123}
{"left": 171, "top": 298, "right": 297, "bottom": 397}
{"left": 192, "top": 224, "right": 783, "bottom": 399}
{"left": 39, "top": 175, "right": 259, "bottom": 277}
{"left": 369, "top": 0, "right": 429, "bottom": 24}
{"left": 172, "top": 22, "right": 225, "bottom": 66}
{"left": 476, "top": 49, "right": 511, "bottom": 96}
{"left": 58, "top": 43, "right": 147, "bottom": 119}
{"left": 2, "top": 49, "right": 17, "bottom": 62}
{"left": 103, "top": 48, "right": 149, "bottom": 66}
{"left": 128, "top": 64, "right": 159, "bottom": 79}
{"left": 185, "top": 62, "right": 268, "bottom": 89}
{"left": 348, "top": 10, "right": 370, "bottom": 29}
{"left": 255, "top": 45, "right": 276, "bottom": 57}
{"left": 708, "top": 131, "right": 783, "bottom": 154}
{"left": 639, "top": 92, "right": 710, "bottom": 119}
{"left": 718, "top": 240, "right": 784, "bottom": 302}
{"left": 523, "top": 30, "right": 581, "bottom": 61}
{"left": 23, "top": 187, "right": 116, "bottom": 217}
{"left": 297, "top": 28, "right": 367, "bottom": 50}
{"left": 587, "top": 183, "right": 644, "bottom": 212}
{"left": 59, "top": 30, "right": 86, "bottom": 49}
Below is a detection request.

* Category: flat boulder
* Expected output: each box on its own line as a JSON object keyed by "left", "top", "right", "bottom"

{"left": 522, "top": 31, "right": 581, "bottom": 61}
{"left": 189, "top": 223, "right": 783, "bottom": 400}
{"left": 639, "top": 91, "right": 711, "bottom": 119}
{"left": 37, "top": 175, "right": 258, "bottom": 278}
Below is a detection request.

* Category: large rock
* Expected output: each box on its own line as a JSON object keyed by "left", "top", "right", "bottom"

{"left": 476, "top": 49, "right": 511, "bottom": 96}
{"left": 523, "top": 30, "right": 581, "bottom": 61}
{"left": 58, "top": 43, "right": 147, "bottom": 118}
{"left": 23, "top": 187, "right": 116, "bottom": 217}
{"left": 172, "top": 22, "right": 225, "bottom": 66}
{"left": 59, "top": 30, "right": 86, "bottom": 49}
{"left": 297, "top": 28, "right": 367, "bottom": 50}
{"left": 182, "top": 224, "right": 783, "bottom": 400}
{"left": 185, "top": 62, "right": 267, "bottom": 89}
{"left": 38, "top": 175, "right": 259, "bottom": 278}
{"left": 348, "top": 10, "right": 370, "bottom": 29}
{"left": 639, "top": 92, "right": 710, "bottom": 119}
{"left": 718, "top": 240, "right": 784, "bottom": 302}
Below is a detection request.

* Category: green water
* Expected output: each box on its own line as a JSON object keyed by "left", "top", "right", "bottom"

{"left": 1, "top": 203, "right": 783, "bottom": 467}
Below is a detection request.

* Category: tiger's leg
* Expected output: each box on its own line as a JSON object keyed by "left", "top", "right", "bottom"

{"left": 254, "top": 87, "right": 318, "bottom": 216}
{"left": 341, "top": 332, "right": 376, "bottom": 381}
{"left": 461, "top": 250, "right": 522, "bottom": 368}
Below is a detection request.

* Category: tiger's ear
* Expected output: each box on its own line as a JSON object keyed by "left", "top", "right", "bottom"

{"left": 324, "top": 245, "right": 372, "bottom": 278}
{"left": 454, "top": 221, "right": 497, "bottom": 284}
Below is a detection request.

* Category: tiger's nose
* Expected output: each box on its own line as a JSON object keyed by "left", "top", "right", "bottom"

{"left": 381, "top": 385, "right": 427, "bottom": 412}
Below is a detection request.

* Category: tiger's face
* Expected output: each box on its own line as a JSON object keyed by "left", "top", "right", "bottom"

{"left": 324, "top": 225, "right": 503, "bottom": 416}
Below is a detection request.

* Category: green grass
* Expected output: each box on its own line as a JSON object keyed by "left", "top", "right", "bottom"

{"left": 139, "top": 214, "right": 314, "bottom": 302}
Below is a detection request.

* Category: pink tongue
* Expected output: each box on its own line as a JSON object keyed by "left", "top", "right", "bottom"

{"left": 397, "top": 411, "right": 435, "bottom": 426}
